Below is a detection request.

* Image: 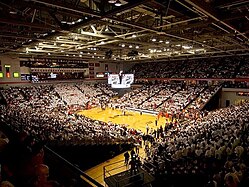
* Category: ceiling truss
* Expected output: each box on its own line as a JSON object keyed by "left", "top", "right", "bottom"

{"left": 0, "top": 0, "right": 248, "bottom": 63}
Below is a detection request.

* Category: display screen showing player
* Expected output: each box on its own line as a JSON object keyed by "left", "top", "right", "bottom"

{"left": 108, "top": 71, "right": 134, "bottom": 88}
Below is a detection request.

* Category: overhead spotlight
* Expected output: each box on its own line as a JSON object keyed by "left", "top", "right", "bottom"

{"left": 9, "top": 11, "right": 17, "bottom": 14}
{"left": 135, "top": 46, "right": 139, "bottom": 49}
{"left": 132, "top": 34, "right": 137, "bottom": 38}
{"left": 115, "top": 0, "right": 122, "bottom": 6}
{"left": 152, "top": 38, "right": 156, "bottom": 42}
{"left": 108, "top": 0, "right": 116, "bottom": 3}
{"left": 121, "top": 44, "right": 125, "bottom": 47}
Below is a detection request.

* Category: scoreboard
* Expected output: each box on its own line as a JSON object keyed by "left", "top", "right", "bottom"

{"left": 108, "top": 73, "right": 134, "bottom": 88}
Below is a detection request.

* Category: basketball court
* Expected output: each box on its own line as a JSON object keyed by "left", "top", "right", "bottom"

{"left": 77, "top": 107, "right": 168, "bottom": 133}
{"left": 77, "top": 107, "right": 168, "bottom": 186}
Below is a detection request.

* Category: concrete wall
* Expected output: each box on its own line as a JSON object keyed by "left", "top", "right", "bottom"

{"left": 89, "top": 61, "right": 121, "bottom": 79}
{"left": 20, "top": 66, "right": 31, "bottom": 74}
{"left": 220, "top": 88, "right": 249, "bottom": 107}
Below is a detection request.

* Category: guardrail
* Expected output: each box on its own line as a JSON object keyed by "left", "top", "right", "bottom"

{"left": 0, "top": 116, "right": 104, "bottom": 187}
{"left": 103, "top": 159, "right": 145, "bottom": 187}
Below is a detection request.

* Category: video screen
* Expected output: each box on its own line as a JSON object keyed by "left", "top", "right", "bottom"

{"left": 13, "top": 72, "right": 19, "bottom": 78}
{"left": 108, "top": 73, "right": 134, "bottom": 88}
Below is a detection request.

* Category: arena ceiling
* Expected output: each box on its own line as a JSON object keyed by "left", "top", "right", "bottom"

{"left": 0, "top": 0, "right": 249, "bottom": 63}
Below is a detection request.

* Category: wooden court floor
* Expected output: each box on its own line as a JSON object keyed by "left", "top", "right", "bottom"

{"left": 77, "top": 107, "right": 164, "bottom": 186}
{"left": 77, "top": 107, "right": 168, "bottom": 133}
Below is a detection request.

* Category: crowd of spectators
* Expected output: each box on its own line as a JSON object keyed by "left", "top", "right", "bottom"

{"left": 143, "top": 101, "right": 249, "bottom": 186}
{"left": 0, "top": 85, "right": 140, "bottom": 146}
{"left": 2, "top": 79, "right": 248, "bottom": 186}
{"left": 108, "top": 82, "right": 220, "bottom": 122}
{"left": 130, "top": 56, "right": 249, "bottom": 79}
{"left": 187, "top": 85, "right": 220, "bottom": 111}
{"left": 0, "top": 81, "right": 221, "bottom": 152}
{"left": 54, "top": 84, "right": 86, "bottom": 105}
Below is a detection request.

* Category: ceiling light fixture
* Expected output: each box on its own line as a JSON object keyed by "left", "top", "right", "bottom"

{"left": 121, "top": 44, "right": 125, "bottom": 47}
{"left": 108, "top": 0, "right": 116, "bottom": 3}
{"left": 115, "top": 0, "right": 122, "bottom": 6}
{"left": 132, "top": 34, "right": 137, "bottom": 38}
{"left": 9, "top": 11, "right": 17, "bottom": 14}
{"left": 152, "top": 38, "right": 156, "bottom": 42}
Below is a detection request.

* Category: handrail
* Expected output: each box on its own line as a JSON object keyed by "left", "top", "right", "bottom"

{"left": 122, "top": 172, "right": 144, "bottom": 187}
{"left": 0, "top": 117, "right": 104, "bottom": 187}
{"left": 44, "top": 146, "right": 104, "bottom": 187}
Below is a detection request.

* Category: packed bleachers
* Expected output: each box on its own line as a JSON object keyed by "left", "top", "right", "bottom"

{"left": 54, "top": 84, "right": 86, "bottom": 105}
{"left": 1, "top": 73, "right": 249, "bottom": 186}
{"left": 139, "top": 84, "right": 177, "bottom": 111}
{"left": 131, "top": 56, "right": 249, "bottom": 79}
{"left": 187, "top": 85, "right": 221, "bottom": 111}
{"left": 143, "top": 101, "right": 249, "bottom": 186}
{"left": 0, "top": 85, "right": 140, "bottom": 146}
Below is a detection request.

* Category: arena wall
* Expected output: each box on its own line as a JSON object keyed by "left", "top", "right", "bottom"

{"left": 220, "top": 88, "right": 249, "bottom": 107}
